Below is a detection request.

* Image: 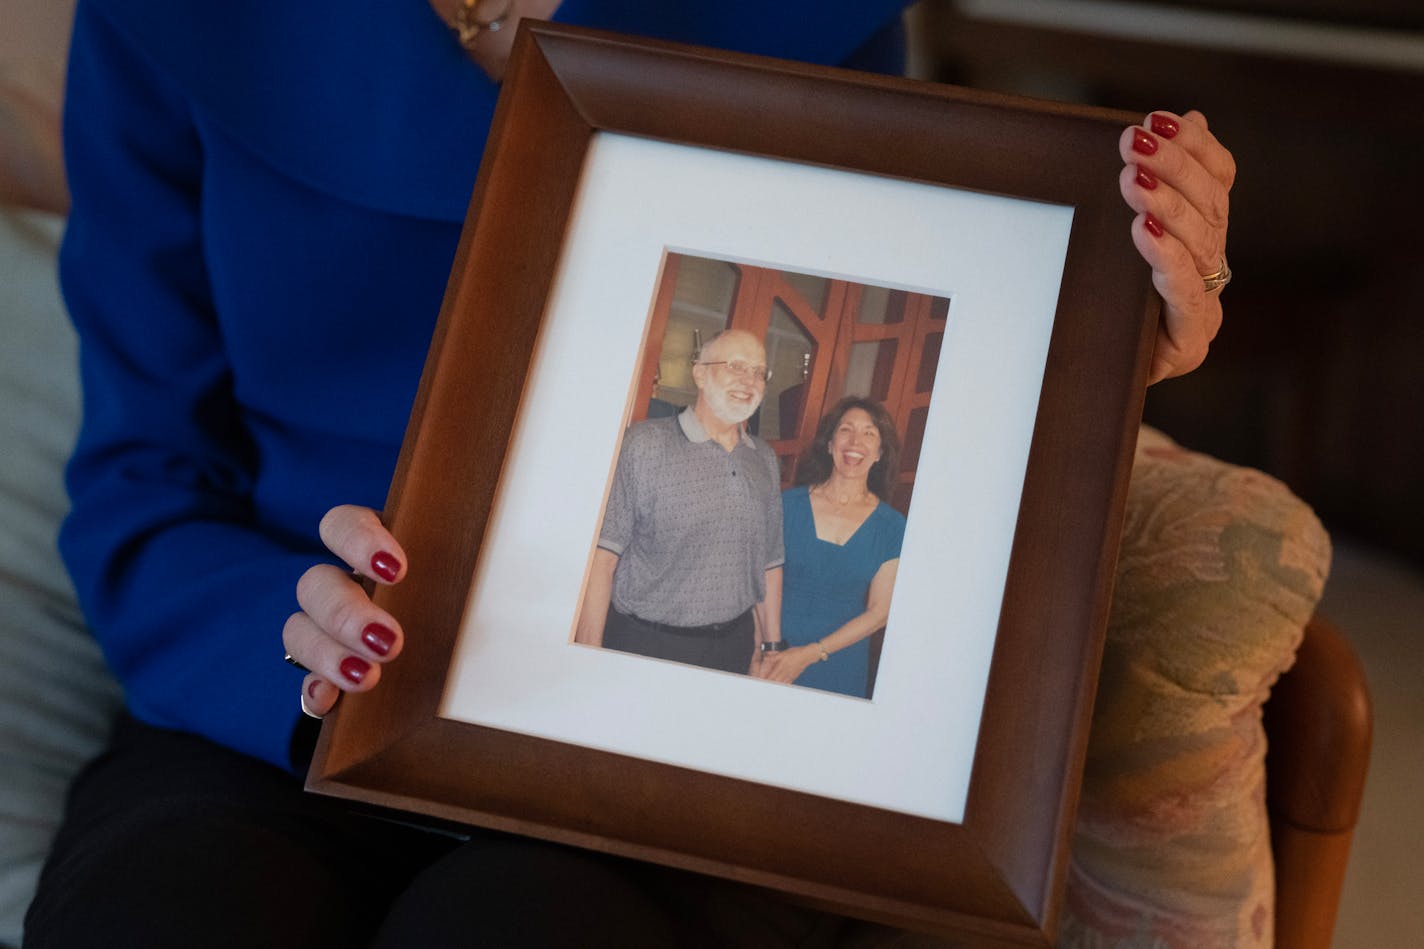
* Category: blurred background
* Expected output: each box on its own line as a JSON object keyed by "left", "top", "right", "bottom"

{"left": 904, "top": 1, "right": 1422, "bottom": 944}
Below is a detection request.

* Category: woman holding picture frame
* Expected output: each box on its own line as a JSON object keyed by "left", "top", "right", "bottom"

{"left": 28, "top": 0, "right": 1235, "bottom": 946}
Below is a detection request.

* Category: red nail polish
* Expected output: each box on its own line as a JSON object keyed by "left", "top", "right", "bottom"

{"left": 1143, "top": 214, "right": 1165, "bottom": 238}
{"left": 340, "top": 656, "right": 370, "bottom": 684}
{"left": 362, "top": 622, "right": 395, "bottom": 657}
{"left": 307, "top": 679, "right": 322, "bottom": 699}
{"left": 1150, "top": 114, "right": 1180, "bottom": 139}
{"left": 370, "top": 551, "right": 401, "bottom": 583}
{"left": 1132, "top": 128, "right": 1158, "bottom": 156}
{"left": 1135, "top": 166, "right": 1158, "bottom": 190}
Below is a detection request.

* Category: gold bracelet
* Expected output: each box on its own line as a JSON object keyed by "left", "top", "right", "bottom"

{"left": 816, "top": 641, "right": 830, "bottom": 662}
{"left": 453, "top": 0, "right": 512, "bottom": 50}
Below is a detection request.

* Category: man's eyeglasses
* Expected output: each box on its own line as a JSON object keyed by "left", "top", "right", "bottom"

{"left": 696, "top": 359, "right": 772, "bottom": 383}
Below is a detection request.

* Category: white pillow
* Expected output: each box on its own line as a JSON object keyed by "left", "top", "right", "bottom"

{"left": 0, "top": 208, "right": 121, "bottom": 948}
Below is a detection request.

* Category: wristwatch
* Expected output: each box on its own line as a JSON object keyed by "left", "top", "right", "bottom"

{"left": 758, "top": 640, "right": 788, "bottom": 653}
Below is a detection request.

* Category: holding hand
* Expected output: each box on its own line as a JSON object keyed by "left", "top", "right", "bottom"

{"left": 757, "top": 644, "right": 821, "bottom": 686}
{"left": 1120, "top": 110, "right": 1236, "bottom": 383}
{"left": 282, "top": 506, "right": 408, "bottom": 718}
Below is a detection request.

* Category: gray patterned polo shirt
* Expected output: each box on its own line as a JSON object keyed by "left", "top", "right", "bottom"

{"left": 598, "top": 408, "right": 784, "bottom": 627}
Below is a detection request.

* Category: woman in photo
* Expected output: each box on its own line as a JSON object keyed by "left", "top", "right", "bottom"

{"left": 760, "top": 397, "right": 906, "bottom": 698}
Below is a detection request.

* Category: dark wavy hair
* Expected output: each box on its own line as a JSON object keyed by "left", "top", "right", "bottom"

{"left": 794, "top": 396, "right": 902, "bottom": 502}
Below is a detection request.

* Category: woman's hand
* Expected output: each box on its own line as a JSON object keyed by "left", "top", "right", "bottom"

{"left": 426, "top": 0, "right": 563, "bottom": 82}
{"left": 282, "top": 505, "right": 408, "bottom": 718}
{"left": 758, "top": 644, "right": 820, "bottom": 686}
{"left": 1120, "top": 110, "right": 1236, "bottom": 383}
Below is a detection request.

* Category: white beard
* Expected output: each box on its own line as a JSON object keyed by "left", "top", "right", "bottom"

{"left": 704, "top": 384, "right": 762, "bottom": 425}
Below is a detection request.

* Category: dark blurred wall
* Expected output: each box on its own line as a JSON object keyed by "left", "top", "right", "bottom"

{"left": 911, "top": 0, "right": 1424, "bottom": 563}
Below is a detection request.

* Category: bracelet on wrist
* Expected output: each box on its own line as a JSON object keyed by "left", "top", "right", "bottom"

{"left": 453, "top": 0, "right": 512, "bottom": 50}
{"left": 816, "top": 641, "right": 830, "bottom": 662}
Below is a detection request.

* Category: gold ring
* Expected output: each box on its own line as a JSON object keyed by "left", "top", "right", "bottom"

{"left": 453, "top": 0, "right": 511, "bottom": 50}
{"left": 1201, "top": 256, "right": 1232, "bottom": 294}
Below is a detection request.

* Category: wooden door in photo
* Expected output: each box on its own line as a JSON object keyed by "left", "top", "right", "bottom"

{"left": 636, "top": 253, "right": 948, "bottom": 512}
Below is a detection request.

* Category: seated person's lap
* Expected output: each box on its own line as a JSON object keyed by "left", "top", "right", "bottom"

{"left": 26, "top": 715, "right": 842, "bottom": 949}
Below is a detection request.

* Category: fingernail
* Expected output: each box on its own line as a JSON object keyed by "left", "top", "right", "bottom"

{"left": 307, "top": 679, "right": 322, "bottom": 699}
{"left": 1144, "top": 214, "right": 1165, "bottom": 238}
{"left": 1135, "top": 166, "right": 1158, "bottom": 190}
{"left": 362, "top": 622, "right": 395, "bottom": 657}
{"left": 1150, "top": 114, "right": 1180, "bottom": 139}
{"left": 340, "top": 656, "right": 371, "bottom": 685}
{"left": 1132, "top": 128, "right": 1158, "bottom": 156}
{"left": 370, "top": 551, "right": 401, "bottom": 583}
{"left": 301, "top": 681, "right": 324, "bottom": 719}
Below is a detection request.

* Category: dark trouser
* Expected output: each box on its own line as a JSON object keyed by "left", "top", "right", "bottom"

{"left": 23, "top": 714, "right": 850, "bottom": 949}
{"left": 603, "top": 607, "right": 755, "bottom": 674}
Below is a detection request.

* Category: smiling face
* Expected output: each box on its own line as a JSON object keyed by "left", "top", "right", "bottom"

{"left": 692, "top": 330, "right": 767, "bottom": 425}
{"left": 828, "top": 407, "right": 883, "bottom": 482}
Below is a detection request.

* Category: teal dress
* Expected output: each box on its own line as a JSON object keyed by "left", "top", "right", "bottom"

{"left": 780, "top": 485, "right": 906, "bottom": 698}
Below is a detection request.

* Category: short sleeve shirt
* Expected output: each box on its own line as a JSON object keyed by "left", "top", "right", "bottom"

{"left": 599, "top": 409, "right": 784, "bottom": 626}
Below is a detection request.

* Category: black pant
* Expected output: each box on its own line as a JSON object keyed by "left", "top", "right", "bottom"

{"left": 23, "top": 715, "right": 851, "bottom": 949}
{"left": 603, "top": 607, "right": 755, "bottom": 674}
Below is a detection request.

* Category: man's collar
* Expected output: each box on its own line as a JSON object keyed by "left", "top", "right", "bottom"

{"left": 678, "top": 407, "right": 754, "bottom": 447}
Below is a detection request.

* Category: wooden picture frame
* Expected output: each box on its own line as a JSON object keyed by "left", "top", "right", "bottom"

{"left": 308, "top": 22, "right": 1158, "bottom": 946}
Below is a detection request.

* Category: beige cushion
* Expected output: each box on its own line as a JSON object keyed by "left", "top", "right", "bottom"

{"left": 1059, "top": 426, "right": 1331, "bottom": 948}
{"left": 0, "top": 0, "right": 72, "bottom": 214}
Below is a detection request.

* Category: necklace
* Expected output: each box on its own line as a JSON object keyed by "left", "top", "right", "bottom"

{"left": 814, "top": 484, "right": 871, "bottom": 507}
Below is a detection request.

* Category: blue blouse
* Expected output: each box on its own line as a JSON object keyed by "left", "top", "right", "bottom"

{"left": 58, "top": 0, "right": 911, "bottom": 770}
{"left": 780, "top": 486, "right": 905, "bottom": 698}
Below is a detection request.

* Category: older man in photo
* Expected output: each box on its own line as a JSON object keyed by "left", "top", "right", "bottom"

{"left": 575, "top": 328, "right": 785, "bottom": 674}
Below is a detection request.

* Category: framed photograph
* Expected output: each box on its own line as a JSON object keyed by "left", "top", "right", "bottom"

{"left": 308, "top": 21, "right": 1159, "bottom": 946}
